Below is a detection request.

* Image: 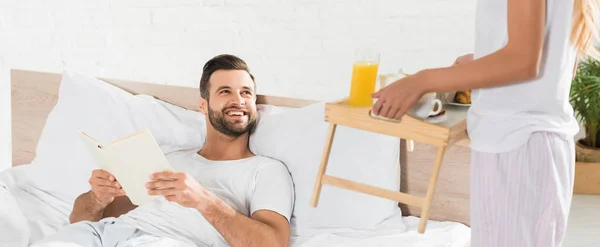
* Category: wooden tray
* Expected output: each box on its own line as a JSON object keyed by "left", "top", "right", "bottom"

{"left": 310, "top": 98, "right": 469, "bottom": 233}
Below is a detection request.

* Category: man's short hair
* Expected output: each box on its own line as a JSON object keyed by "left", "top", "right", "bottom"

{"left": 199, "top": 54, "right": 255, "bottom": 100}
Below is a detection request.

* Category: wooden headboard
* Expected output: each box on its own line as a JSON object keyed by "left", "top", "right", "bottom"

{"left": 10, "top": 69, "right": 470, "bottom": 226}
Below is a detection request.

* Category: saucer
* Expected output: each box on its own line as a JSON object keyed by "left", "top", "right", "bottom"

{"left": 447, "top": 102, "right": 471, "bottom": 107}
{"left": 425, "top": 114, "right": 448, "bottom": 124}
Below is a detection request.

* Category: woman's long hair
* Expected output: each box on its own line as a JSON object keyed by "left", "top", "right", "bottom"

{"left": 571, "top": 0, "right": 600, "bottom": 59}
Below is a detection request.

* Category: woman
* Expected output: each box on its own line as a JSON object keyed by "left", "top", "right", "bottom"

{"left": 371, "top": 0, "right": 599, "bottom": 246}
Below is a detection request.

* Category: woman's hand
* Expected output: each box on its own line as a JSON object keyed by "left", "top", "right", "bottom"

{"left": 453, "top": 53, "right": 474, "bottom": 67}
{"left": 371, "top": 73, "right": 428, "bottom": 120}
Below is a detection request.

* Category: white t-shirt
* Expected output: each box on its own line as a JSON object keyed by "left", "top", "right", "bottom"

{"left": 467, "top": 0, "right": 580, "bottom": 153}
{"left": 118, "top": 150, "right": 295, "bottom": 246}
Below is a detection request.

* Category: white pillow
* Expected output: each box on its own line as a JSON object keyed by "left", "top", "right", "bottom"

{"left": 249, "top": 102, "right": 402, "bottom": 233}
{"left": 135, "top": 94, "right": 206, "bottom": 152}
{"left": 29, "top": 69, "right": 205, "bottom": 201}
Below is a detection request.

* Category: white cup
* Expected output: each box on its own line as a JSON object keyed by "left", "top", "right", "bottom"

{"left": 408, "top": 93, "right": 442, "bottom": 119}
{"left": 378, "top": 72, "right": 405, "bottom": 89}
{"left": 375, "top": 70, "right": 442, "bottom": 120}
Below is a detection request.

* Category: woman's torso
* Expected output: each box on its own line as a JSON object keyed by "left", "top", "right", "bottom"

{"left": 467, "top": 0, "right": 580, "bottom": 153}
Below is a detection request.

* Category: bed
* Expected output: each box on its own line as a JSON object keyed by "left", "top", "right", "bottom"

{"left": 3, "top": 69, "right": 472, "bottom": 246}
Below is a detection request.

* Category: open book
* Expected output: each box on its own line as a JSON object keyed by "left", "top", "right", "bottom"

{"left": 79, "top": 129, "right": 174, "bottom": 205}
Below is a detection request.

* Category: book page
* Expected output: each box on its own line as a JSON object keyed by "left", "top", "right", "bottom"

{"left": 100, "top": 129, "right": 174, "bottom": 205}
{"left": 111, "top": 129, "right": 148, "bottom": 144}
{"left": 79, "top": 132, "right": 110, "bottom": 172}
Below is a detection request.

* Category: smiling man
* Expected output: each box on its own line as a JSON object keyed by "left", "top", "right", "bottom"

{"left": 33, "top": 54, "right": 295, "bottom": 247}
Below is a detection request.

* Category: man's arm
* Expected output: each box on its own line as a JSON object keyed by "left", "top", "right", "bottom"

{"left": 147, "top": 170, "right": 292, "bottom": 247}
{"left": 70, "top": 193, "right": 137, "bottom": 224}
{"left": 200, "top": 199, "right": 290, "bottom": 247}
{"left": 102, "top": 196, "right": 138, "bottom": 219}
{"left": 69, "top": 191, "right": 107, "bottom": 223}
{"left": 199, "top": 162, "right": 292, "bottom": 247}
{"left": 70, "top": 169, "right": 135, "bottom": 223}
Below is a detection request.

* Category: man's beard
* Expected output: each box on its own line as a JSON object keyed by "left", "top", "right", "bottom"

{"left": 207, "top": 105, "right": 257, "bottom": 138}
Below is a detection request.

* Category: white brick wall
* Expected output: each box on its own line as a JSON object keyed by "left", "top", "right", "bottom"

{"left": 0, "top": 0, "right": 477, "bottom": 169}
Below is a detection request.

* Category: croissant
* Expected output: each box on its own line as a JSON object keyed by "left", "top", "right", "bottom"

{"left": 454, "top": 90, "right": 471, "bottom": 104}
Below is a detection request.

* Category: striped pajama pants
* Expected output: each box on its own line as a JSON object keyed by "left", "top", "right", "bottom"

{"left": 470, "top": 131, "right": 575, "bottom": 247}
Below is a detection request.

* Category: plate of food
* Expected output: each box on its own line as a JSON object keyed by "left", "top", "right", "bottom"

{"left": 448, "top": 90, "right": 471, "bottom": 106}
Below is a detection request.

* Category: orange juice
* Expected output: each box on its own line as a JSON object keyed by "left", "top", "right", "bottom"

{"left": 348, "top": 62, "right": 379, "bottom": 106}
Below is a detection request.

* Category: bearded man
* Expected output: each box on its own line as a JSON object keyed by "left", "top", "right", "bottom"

{"left": 33, "top": 54, "right": 295, "bottom": 247}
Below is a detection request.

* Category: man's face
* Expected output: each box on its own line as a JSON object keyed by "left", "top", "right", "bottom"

{"left": 203, "top": 70, "right": 257, "bottom": 137}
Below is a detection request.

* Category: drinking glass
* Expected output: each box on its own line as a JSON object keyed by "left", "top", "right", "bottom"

{"left": 348, "top": 49, "right": 380, "bottom": 106}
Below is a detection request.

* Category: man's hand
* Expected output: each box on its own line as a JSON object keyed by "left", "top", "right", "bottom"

{"left": 452, "top": 53, "right": 474, "bottom": 67}
{"left": 70, "top": 169, "right": 128, "bottom": 223}
{"left": 146, "top": 171, "right": 215, "bottom": 211}
{"left": 147, "top": 171, "right": 290, "bottom": 247}
{"left": 89, "top": 169, "right": 125, "bottom": 206}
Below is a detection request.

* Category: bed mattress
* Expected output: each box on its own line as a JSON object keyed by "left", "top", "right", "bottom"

{"left": 0, "top": 166, "right": 470, "bottom": 247}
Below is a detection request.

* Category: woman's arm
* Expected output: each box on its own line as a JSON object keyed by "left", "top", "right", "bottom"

{"left": 422, "top": 0, "right": 546, "bottom": 92}
{"left": 372, "top": 0, "right": 546, "bottom": 118}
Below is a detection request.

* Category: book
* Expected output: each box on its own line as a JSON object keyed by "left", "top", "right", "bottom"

{"left": 79, "top": 129, "right": 174, "bottom": 205}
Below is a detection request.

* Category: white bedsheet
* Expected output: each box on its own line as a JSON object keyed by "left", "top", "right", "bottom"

{"left": 0, "top": 166, "right": 471, "bottom": 247}
{"left": 1, "top": 178, "right": 30, "bottom": 247}
{"left": 0, "top": 165, "right": 73, "bottom": 247}
{"left": 290, "top": 214, "right": 470, "bottom": 247}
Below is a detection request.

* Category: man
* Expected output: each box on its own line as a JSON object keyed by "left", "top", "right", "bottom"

{"left": 33, "top": 54, "right": 295, "bottom": 247}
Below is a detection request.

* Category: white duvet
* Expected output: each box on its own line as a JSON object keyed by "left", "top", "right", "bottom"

{"left": 0, "top": 165, "right": 470, "bottom": 247}
{"left": 290, "top": 214, "right": 470, "bottom": 247}
{"left": 1, "top": 165, "right": 74, "bottom": 247}
{"left": 1, "top": 177, "right": 30, "bottom": 247}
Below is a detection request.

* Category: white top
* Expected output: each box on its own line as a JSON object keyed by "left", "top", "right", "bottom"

{"left": 467, "top": 0, "right": 580, "bottom": 153}
{"left": 118, "top": 150, "right": 295, "bottom": 246}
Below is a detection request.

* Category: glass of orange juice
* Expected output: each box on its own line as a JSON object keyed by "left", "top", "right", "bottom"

{"left": 348, "top": 49, "right": 380, "bottom": 106}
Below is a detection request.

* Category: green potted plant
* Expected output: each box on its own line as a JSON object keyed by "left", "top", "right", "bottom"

{"left": 571, "top": 57, "right": 600, "bottom": 161}
{"left": 570, "top": 56, "right": 600, "bottom": 194}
